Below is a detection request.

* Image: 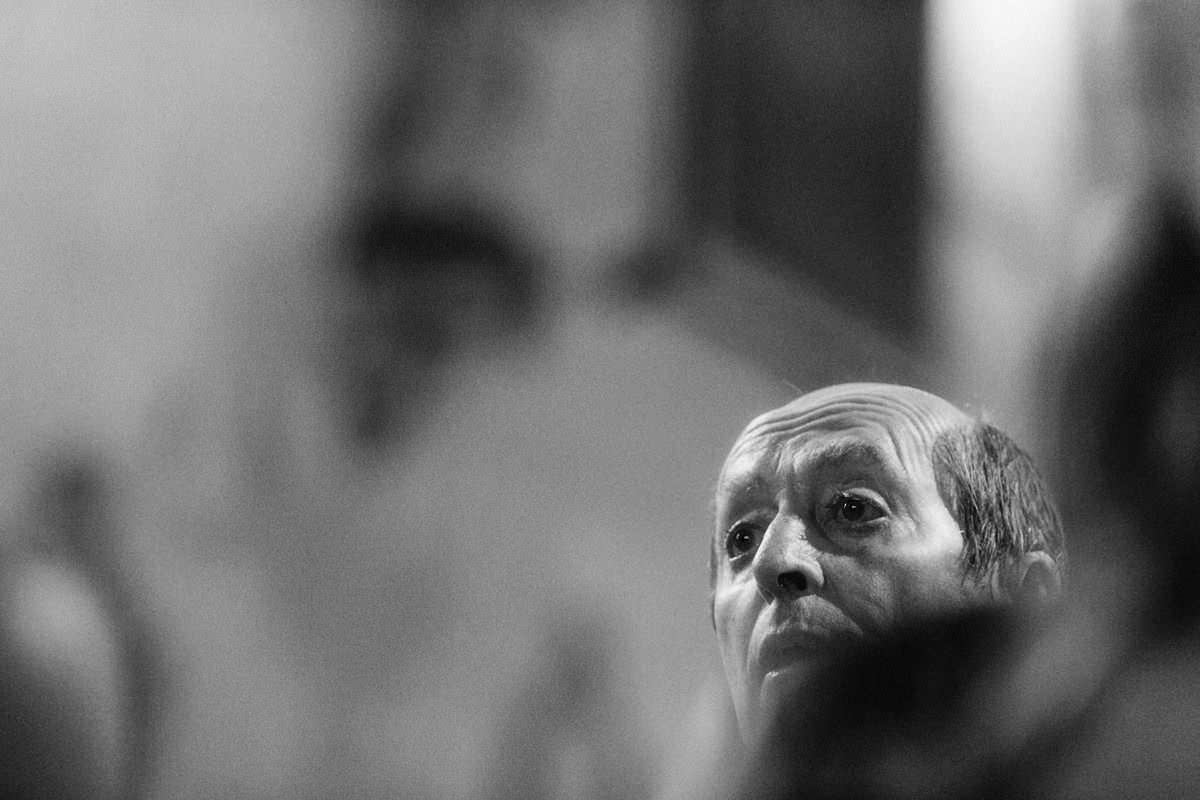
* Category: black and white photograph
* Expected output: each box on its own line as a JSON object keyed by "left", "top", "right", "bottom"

{"left": 2, "top": 1, "right": 1198, "bottom": 797}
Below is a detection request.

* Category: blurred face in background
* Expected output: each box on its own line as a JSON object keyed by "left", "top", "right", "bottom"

{"left": 711, "top": 383, "right": 989, "bottom": 743}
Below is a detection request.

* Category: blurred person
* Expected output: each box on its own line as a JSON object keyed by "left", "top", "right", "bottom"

{"left": 981, "top": 4, "right": 1200, "bottom": 793}
{"left": 1056, "top": 193, "right": 1200, "bottom": 631}
{"left": 711, "top": 383, "right": 1066, "bottom": 746}
{"left": 5, "top": 1, "right": 708, "bottom": 798}
{"left": 1037, "top": 193, "right": 1200, "bottom": 800}
{"left": 0, "top": 453, "right": 163, "bottom": 800}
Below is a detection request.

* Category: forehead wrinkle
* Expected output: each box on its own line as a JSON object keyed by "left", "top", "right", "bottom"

{"left": 781, "top": 382, "right": 962, "bottom": 419}
{"left": 737, "top": 392, "right": 963, "bottom": 469}
{"left": 723, "top": 386, "right": 968, "bottom": 508}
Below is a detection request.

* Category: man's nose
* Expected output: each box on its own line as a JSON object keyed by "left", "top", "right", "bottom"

{"left": 752, "top": 515, "right": 824, "bottom": 603}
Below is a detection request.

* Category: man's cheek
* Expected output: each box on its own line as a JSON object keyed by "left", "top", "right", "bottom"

{"left": 712, "top": 597, "right": 747, "bottom": 668}
{"left": 712, "top": 603, "right": 735, "bottom": 651}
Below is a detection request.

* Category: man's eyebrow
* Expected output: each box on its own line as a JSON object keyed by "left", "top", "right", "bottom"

{"left": 714, "top": 468, "right": 772, "bottom": 526}
{"left": 716, "top": 471, "right": 767, "bottom": 498}
{"left": 802, "top": 439, "right": 892, "bottom": 472}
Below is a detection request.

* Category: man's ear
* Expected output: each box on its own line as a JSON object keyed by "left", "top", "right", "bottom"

{"left": 993, "top": 552, "right": 1062, "bottom": 604}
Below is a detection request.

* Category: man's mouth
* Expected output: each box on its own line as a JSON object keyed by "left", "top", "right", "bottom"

{"left": 753, "top": 629, "right": 856, "bottom": 686}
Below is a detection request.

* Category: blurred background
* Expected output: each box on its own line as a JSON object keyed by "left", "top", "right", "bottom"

{"left": 1, "top": 0, "right": 1197, "bottom": 797}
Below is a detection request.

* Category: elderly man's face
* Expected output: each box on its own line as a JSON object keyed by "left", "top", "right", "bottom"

{"left": 713, "top": 383, "right": 989, "bottom": 743}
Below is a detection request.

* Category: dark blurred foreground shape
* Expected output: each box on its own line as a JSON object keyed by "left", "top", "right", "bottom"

{"left": 1056, "top": 194, "right": 1200, "bottom": 631}
{"left": 735, "top": 605, "right": 1120, "bottom": 800}
{"left": 1045, "top": 189, "right": 1200, "bottom": 798}
{"left": 737, "top": 565, "right": 1200, "bottom": 799}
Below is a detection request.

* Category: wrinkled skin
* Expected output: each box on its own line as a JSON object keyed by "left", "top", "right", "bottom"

{"left": 712, "top": 383, "right": 991, "bottom": 744}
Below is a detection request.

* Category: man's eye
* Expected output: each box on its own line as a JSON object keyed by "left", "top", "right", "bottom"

{"left": 827, "top": 492, "right": 886, "bottom": 526}
{"left": 725, "top": 522, "right": 763, "bottom": 559}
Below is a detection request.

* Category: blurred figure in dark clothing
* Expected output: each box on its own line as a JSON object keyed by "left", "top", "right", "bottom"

{"left": 1056, "top": 194, "right": 1200, "bottom": 633}
{"left": 1040, "top": 190, "right": 1200, "bottom": 797}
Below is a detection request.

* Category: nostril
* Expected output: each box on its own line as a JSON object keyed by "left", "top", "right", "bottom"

{"left": 777, "top": 572, "right": 808, "bottom": 595}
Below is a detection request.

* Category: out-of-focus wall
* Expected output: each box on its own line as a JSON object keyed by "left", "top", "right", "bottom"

{"left": 0, "top": 1, "right": 393, "bottom": 495}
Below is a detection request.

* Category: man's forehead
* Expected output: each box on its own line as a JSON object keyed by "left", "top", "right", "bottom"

{"left": 718, "top": 435, "right": 893, "bottom": 492}
{"left": 722, "top": 383, "right": 967, "bottom": 480}
{"left": 742, "top": 384, "right": 963, "bottom": 442}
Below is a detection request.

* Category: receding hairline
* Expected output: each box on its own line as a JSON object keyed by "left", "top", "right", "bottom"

{"left": 739, "top": 384, "right": 969, "bottom": 442}
{"left": 723, "top": 384, "right": 971, "bottom": 482}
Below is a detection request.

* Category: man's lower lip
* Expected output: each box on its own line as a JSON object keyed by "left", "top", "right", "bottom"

{"left": 757, "top": 644, "right": 839, "bottom": 685}
{"left": 759, "top": 646, "right": 820, "bottom": 677}
{"left": 759, "top": 661, "right": 822, "bottom": 708}
{"left": 762, "top": 661, "right": 811, "bottom": 682}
